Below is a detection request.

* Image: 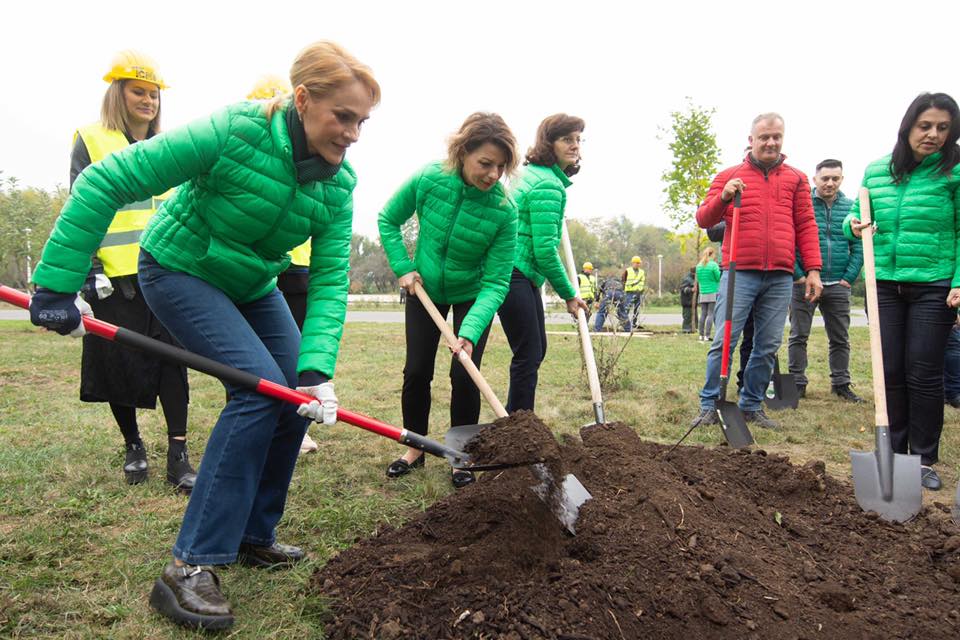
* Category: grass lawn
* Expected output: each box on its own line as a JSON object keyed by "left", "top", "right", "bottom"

{"left": 1, "top": 320, "right": 958, "bottom": 638}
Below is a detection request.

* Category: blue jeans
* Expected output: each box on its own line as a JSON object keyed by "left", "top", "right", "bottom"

{"left": 138, "top": 251, "right": 307, "bottom": 564}
{"left": 945, "top": 324, "right": 960, "bottom": 400}
{"left": 699, "top": 270, "right": 792, "bottom": 411}
{"left": 625, "top": 291, "right": 643, "bottom": 326}
{"left": 594, "top": 290, "right": 629, "bottom": 331}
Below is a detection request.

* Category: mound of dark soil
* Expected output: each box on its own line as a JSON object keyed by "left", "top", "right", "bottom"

{"left": 312, "top": 416, "right": 960, "bottom": 639}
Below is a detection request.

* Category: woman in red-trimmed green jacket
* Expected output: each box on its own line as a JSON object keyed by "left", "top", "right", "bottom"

{"left": 846, "top": 92, "right": 960, "bottom": 492}
{"left": 499, "top": 114, "right": 588, "bottom": 412}
{"left": 29, "top": 41, "right": 379, "bottom": 631}
{"left": 379, "top": 113, "right": 519, "bottom": 489}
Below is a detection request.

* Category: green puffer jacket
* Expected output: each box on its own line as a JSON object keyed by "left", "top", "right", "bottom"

{"left": 378, "top": 161, "right": 518, "bottom": 345}
{"left": 795, "top": 189, "right": 863, "bottom": 284}
{"left": 696, "top": 261, "right": 721, "bottom": 294}
{"left": 510, "top": 164, "right": 578, "bottom": 300}
{"left": 32, "top": 101, "right": 355, "bottom": 377}
{"left": 844, "top": 153, "right": 960, "bottom": 286}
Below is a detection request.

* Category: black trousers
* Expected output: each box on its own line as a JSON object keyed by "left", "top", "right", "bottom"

{"left": 877, "top": 281, "right": 955, "bottom": 465}
{"left": 402, "top": 295, "right": 491, "bottom": 436}
{"left": 498, "top": 269, "right": 547, "bottom": 412}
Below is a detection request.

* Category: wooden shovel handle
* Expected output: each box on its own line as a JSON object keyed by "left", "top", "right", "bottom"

{"left": 559, "top": 222, "right": 604, "bottom": 407}
{"left": 859, "top": 188, "right": 889, "bottom": 426}
{"left": 412, "top": 281, "right": 508, "bottom": 418}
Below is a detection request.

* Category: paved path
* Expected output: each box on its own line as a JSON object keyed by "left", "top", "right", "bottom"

{"left": 1, "top": 308, "right": 869, "bottom": 327}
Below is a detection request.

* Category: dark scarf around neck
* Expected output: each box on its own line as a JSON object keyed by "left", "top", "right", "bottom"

{"left": 286, "top": 106, "right": 342, "bottom": 184}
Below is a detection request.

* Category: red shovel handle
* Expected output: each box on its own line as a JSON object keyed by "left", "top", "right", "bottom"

{"left": 0, "top": 284, "right": 465, "bottom": 463}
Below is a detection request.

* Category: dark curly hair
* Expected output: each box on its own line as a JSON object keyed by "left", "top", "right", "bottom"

{"left": 525, "top": 113, "right": 585, "bottom": 176}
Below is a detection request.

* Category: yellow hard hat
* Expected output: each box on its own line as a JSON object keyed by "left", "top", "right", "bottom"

{"left": 631, "top": 255, "right": 642, "bottom": 263}
{"left": 582, "top": 262, "right": 594, "bottom": 271}
{"left": 247, "top": 74, "right": 292, "bottom": 100}
{"left": 103, "top": 50, "right": 167, "bottom": 89}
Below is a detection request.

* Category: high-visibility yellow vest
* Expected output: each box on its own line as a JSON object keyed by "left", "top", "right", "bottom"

{"left": 625, "top": 267, "right": 646, "bottom": 293}
{"left": 577, "top": 272, "right": 598, "bottom": 300}
{"left": 288, "top": 240, "right": 311, "bottom": 268}
{"left": 75, "top": 123, "right": 169, "bottom": 277}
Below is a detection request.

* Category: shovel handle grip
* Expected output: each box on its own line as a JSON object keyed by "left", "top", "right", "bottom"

{"left": 413, "top": 281, "right": 508, "bottom": 418}
{"left": 0, "top": 284, "right": 467, "bottom": 458}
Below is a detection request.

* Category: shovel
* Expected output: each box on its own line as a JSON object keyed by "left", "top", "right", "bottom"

{"left": 849, "top": 188, "right": 922, "bottom": 523}
{"left": 764, "top": 354, "right": 800, "bottom": 411}
{"left": 715, "top": 192, "right": 754, "bottom": 448}
{"left": 0, "top": 284, "right": 510, "bottom": 472}
{"left": 413, "top": 281, "right": 591, "bottom": 534}
{"left": 559, "top": 220, "right": 605, "bottom": 426}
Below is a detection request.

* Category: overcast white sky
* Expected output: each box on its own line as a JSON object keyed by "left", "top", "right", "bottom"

{"left": 2, "top": 0, "right": 957, "bottom": 239}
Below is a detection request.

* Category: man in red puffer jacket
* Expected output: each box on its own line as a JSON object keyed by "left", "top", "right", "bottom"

{"left": 690, "top": 113, "right": 823, "bottom": 431}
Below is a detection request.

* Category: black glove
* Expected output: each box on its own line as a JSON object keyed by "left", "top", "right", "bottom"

{"left": 29, "top": 288, "right": 92, "bottom": 337}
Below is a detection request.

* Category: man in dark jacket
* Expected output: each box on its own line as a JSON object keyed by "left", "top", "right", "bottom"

{"left": 789, "top": 159, "right": 863, "bottom": 402}
{"left": 691, "top": 113, "right": 823, "bottom": 431}
{"left": 680, "top": 267, "right": 696, "bottom": 333}
{"left": 594, "top": 273, "right": 630, "bottom": 332}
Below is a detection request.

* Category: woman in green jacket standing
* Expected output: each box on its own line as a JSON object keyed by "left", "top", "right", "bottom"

{"left": 379, "top": 113, "right": 519, "bottom": 488}
{"left": 29, "top": 41, "right": 380, "bottom": 631}
{"left": 695, "top": 246, "right": 721, "bottom": 342}
{"left": 846, "top": 92, "right": 960, "bottom": 491}
{"left": 499, "top": 114, "right": 588, "bottom": 412}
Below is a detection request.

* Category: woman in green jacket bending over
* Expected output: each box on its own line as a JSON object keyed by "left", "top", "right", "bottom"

{"left": 379, "top": 113, "right": 519, "bottom": 489}
{"left": 846, "top": 92, "right": 960, "bottom": 492}
{"left": 29, "top": 41, "right": 380, "bottom": 631}
{"left": 499, "top": 114, "right": 588, "bottom": 412}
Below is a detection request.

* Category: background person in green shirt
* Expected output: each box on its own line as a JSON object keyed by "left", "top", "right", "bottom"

{"left": 695, "top": 246, "right": 721, "bottom": 341}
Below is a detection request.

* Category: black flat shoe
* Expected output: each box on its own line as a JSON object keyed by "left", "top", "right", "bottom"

{"left": 123, "top": 443, "right": 148, "bottom": 485}
{"left": 451, "top": 469, "right": 476, "bottom": 489}
{"left": 237, "top": 542, "right": 305, "bottom": 569}
{"left": 149, "top": 561, "right": 234, "bottom": 631}
{"left": 167, "top": 450, "right": 197, "bottom": 495}
{"left": 386, "top": 455, "right": 424, "bottom": 478}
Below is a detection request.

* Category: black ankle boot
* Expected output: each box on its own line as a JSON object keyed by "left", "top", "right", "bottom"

{"left": 124, "top": 442, "right": 148, "bottom": 485}
{"left": 167, "top": 443, "right": 197, "bottom": 495}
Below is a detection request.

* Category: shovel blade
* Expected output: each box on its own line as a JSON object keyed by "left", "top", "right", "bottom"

{"left": 717, "top": 400, "right": 754, "bottom": 449}
{"left": 764, "top": 357, "right": 800, "bottom": 411}
{"left": 850, "top": 449, "right": 922, "bottom": 523}
{"left": 445, "top": 423, "right": 542, "bottom": 471}
{"left": 953, "top": 480, "right": 960, "bottom": 525}
{"left": 530, "top": 464, "right": 592, "bottom": 535}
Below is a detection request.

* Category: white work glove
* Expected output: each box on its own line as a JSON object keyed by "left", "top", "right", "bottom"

{"left": 296, "top": 381, "right": 338, "bottom": 426}
{"left": 94, "top": 273, "right": 114, "bottom": 299}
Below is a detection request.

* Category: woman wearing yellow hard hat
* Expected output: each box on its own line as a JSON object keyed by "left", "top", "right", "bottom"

{"left": 31, "top": 40, "right": 379, "bottom": 630}
{"left": 69, "top": 49, "right": 196, "bottom": 493}
{"left": 246, "top": 74, "right": 319, "bottom": 456}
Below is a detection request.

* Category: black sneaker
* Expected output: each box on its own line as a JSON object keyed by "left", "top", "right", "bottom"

{"left": 743, "top": 409, "right": 780, "bottom": 430}
{"left": 690, "top": 408, "right": 719, "bottom": 427}
{"left": 149, "top": 562, "right": 234, "bottom": 631}
{"left": 796, "top": 385, "right": 806, "bottom": 399}
{"left": 124, "top": 443, "right": 148, "bottom": 485}
{"left": 832, "top": 384, "right": 863, "bottom": 403}
{"left": 946, "top": 395, "right": 960, "bottom": 409}
{"left": 921, "top": 466, "right": 942, "bottom": 491}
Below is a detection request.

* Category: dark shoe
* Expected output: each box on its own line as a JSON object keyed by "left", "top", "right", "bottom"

{"left": 743, "top": 409, "right": 780, "bottom": 431}
{"left": 451, "top": 469, "right": 476, "bottom": 489}
{"left": 386, "top": 454, "right": 424, "bottom": 478}
{"left": 167, "top": 449, "right": 197, "bottom": 494}
{"left": 921, "top": 466, "right": 942, "bottom": 491}
{"left": 946, "top": 395, "right": 960, "bottom": 409}
{"left": 832, "top": 384, "right": 863, "bottom": 403}
{"left": 237, "top": 542, "right": 305, "bottom": 569}
{"left": 123, "top": 443, "right": 148, "bottom": 485}
{"left": 149, "top": 562, "right": 234, "bottom": 631}
{"left": 690, "top": 408, "right": 719, "bottom": 428}
{"left": 796, "top": 385, "right": 806, "bottom": 399}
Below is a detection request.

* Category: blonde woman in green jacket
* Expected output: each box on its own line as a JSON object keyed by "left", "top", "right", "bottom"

{"left": 379, "top": 113, "right": 519, "bottom": 489}
{"left": 695, "top": 246, "right": 721, "bottom": 341}
{"left": 846, "top": 92, "right": 960, "bottom": 491}
{"left": 30, "top": 41, "right": 379, "bottom": 631}
{"left": 499, "top": 114, "right": 588, "bottom": 412}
